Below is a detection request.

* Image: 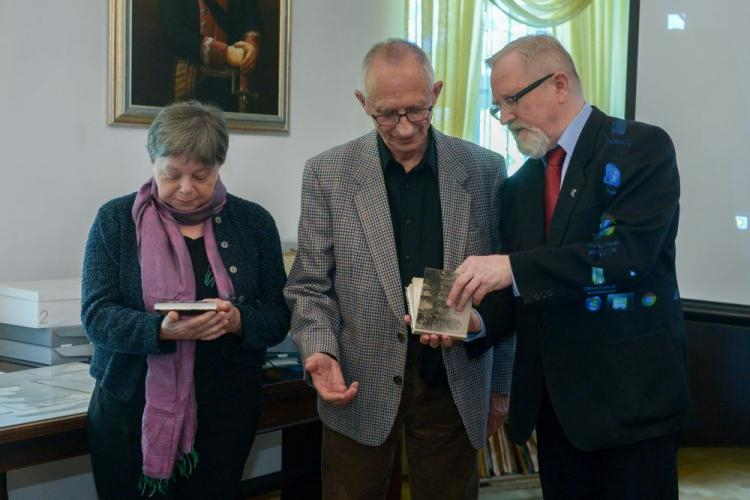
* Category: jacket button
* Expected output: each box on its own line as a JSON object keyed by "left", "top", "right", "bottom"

{"left": 398, "top": 333, "right": 405, "bottom": 343}
{"left": 214, "top": 216, "right": 222, "bottom": 224}
{"left": 238, "top": 295, "right": 245, "bottom": 303}
{"left": 229, "top": 266, "right": 238, "bottom": 274}
{"left": 220, "top": 241, "right": 229, "bottom": 249}
{"left": 393, "top": 375, "right": 402, "bottom": 386}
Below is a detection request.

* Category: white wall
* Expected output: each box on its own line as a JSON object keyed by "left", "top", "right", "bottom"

{"left": 0, "top": 0, "right": 405, "bottom": 283}
{"left": 0, "top": 1, "right": 404, "bottom": 497}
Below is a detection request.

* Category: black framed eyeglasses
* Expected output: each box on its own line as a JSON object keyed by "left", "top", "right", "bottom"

{"left": 371, "top": 106, "right": 433, "bottom": 126}
{"left": 489, "top": 73, "right": 554, "bottom": 120}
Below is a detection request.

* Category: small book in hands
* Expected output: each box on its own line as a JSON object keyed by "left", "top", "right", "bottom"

{"left": 153, "top": 301, "right": 218, "bottom": 313}
{"left": 405, "top": 268, "right": 471, "bottom": 339}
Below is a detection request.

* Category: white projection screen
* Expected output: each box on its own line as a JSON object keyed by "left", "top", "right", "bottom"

{"left": 635, "top": 0, "right": 750, "bottom": 307}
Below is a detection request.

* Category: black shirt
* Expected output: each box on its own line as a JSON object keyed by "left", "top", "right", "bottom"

{"left": 184, "top": 236, "right": 247, "bottom": 395}
{"left": 184, "top": 236, "right": 219, "bottom": 301}
{"left": 379, "top": 132, "right": 444, "bottom": 286}
{"left": 378, "top": 131, "right": 448, "bottom": 387}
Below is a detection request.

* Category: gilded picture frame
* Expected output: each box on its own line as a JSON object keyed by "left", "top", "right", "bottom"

{"left": 108, "top": 0, "right": 291, "bottom": 132}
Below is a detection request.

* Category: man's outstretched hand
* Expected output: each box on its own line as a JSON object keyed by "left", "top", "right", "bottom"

{"left": 305, "top": 352, "right": 359, "bottom": 406}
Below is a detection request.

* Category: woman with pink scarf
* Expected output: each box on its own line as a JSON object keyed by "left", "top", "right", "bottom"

{"left": 82, "top": 100, "right": 289, "bottom": 498}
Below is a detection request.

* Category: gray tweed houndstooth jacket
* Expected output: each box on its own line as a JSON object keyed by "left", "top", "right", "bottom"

{"left": 284, "top": 129, "right": 514, "bottom": 449}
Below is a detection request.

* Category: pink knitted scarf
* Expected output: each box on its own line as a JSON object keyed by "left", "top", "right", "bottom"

{"left": 132, "top": 178, "right": 234, "bottom": 494}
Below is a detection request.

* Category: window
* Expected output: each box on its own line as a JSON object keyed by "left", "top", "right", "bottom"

{"left": 408, "top": 3, "right": 550, "bottom": 176}
{"left": 408, "top": 1, "right": 630, "bottom": 177}
{"left": 476, "top": 4, "right": 551, "bottom": 175}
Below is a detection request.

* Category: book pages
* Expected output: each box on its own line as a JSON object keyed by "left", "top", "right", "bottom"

{"left": 404, "top": 268, "right": 469, "bottom": 338}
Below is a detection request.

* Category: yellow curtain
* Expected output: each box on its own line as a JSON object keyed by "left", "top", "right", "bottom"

{"left": 553, "top": 0, "right": 629, "bottom": 118}
{"left": 488, "top": 0, "right": 593, "bottom": 27}
{"left": 408, "top": 0, "right": 484, "bottom": 139}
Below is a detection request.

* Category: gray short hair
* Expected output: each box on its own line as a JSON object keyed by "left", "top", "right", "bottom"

{"left": 361, "top": 38, "right": 435, "bottom": 89}
{"left": 486, "top": 35, "right": 581, "bottom": 87}
{"left": 146, "top": 100, "right": 229, "bottom": 166}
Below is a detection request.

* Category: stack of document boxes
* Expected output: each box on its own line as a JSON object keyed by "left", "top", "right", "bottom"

{"left": 0, "top": 279, "right": 92, "bottom": 365}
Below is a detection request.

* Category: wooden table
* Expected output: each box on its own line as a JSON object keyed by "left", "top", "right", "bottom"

{"left": 0, "top": 363, "right": 318, "bottom": 500}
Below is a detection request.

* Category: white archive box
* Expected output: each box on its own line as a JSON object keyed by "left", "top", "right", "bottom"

{"left": 0, "top": 339, "right": 92, "bottom": 365}
{"left": 0, "top": 324, "right": 88, "bottom": 347}
{"left": 0, "top": 279, "right": 82, "bottom": 328}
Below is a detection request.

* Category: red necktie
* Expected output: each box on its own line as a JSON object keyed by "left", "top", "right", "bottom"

{"left": 544, "top": 146, "right": 566, "bottom": 233}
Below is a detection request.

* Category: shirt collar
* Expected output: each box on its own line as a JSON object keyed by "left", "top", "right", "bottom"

{"left": 555, "top": 102, "right": 592, "bottom": 158}
{"left": 377, "top": 128, "right": 438, "bottom": 175}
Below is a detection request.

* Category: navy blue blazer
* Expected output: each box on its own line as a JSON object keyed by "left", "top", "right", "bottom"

{"left": 501, "top": 107, "right": 695, "bottom": 450}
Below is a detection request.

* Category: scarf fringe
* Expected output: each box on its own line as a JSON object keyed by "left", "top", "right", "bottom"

{"left": 138, "top": 475, "right": 170, "bottom": 498}
{"left": 176, "top": 448, "right": 200, "bottom": 478}
{"left": 138, "top": 449, "right": 200, "bottom": 497}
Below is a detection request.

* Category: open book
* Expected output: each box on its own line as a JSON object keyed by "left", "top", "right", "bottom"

{"left": 405, "top": 268, "right": 470, "bottom": 339}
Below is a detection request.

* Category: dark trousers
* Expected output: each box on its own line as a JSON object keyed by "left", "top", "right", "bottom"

{"left": 536, "top": 387, "right": 679, "bottom": 500}
{"left": 321, "top": 342, "right": 479, "bottom": 500}
{"left": 88, "top": 343, "right": 263, "bottom": 500}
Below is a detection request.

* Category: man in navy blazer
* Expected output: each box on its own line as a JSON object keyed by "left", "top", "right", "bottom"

{"left": 450, "top": 35, "right": 694, "bottom": 499}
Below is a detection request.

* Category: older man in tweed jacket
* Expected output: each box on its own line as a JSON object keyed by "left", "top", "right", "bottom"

{"left": 284, "top": 39, "right": 515, "bottom": 500}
